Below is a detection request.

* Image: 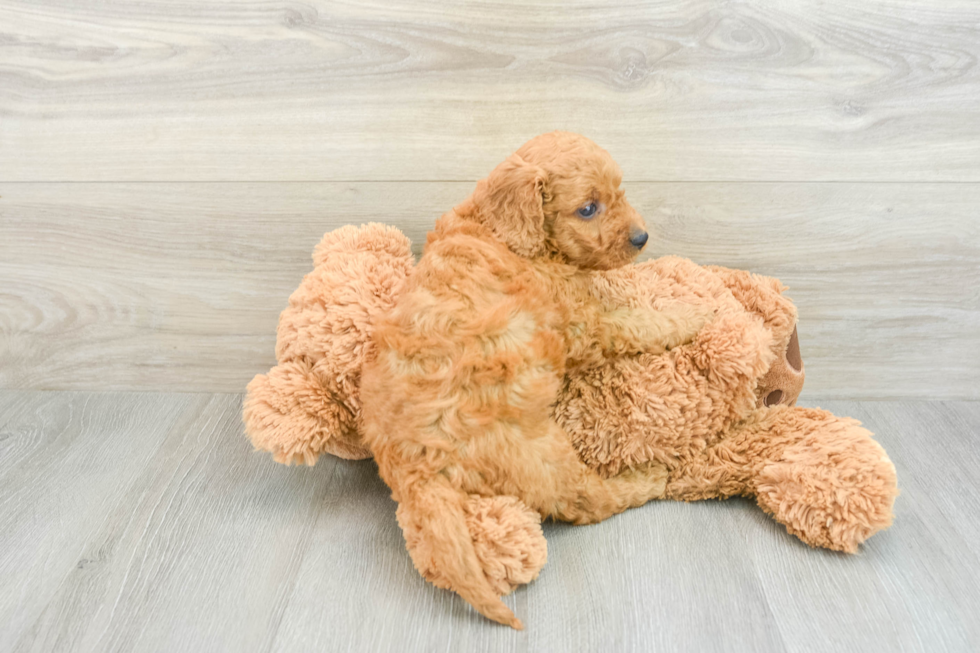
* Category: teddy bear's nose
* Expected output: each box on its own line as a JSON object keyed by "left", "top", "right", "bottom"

{"left": 629, "top": 231, "right": 649, "bottom": 249}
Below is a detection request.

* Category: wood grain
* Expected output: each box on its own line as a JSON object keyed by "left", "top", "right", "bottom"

{"left": 753, "top": 399, "right": 980, "bottom": 652}
{"left": 10, "top": 394, "right": 332, "bottom": 653}
{"left": 1, "top": 0, "right": 979, "bottom": 182}
{"left": 1, "top": 392, "right": 978, "bottom": 651}
{"left": 1, "top": 181, "right": 977, "bottom": 398}
{"left": 0, "top": 392, "right": 201, "bottom": 651}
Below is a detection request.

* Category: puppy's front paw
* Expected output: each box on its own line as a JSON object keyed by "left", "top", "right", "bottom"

{"left": 663, "top": 304, "right": 714, "bottom": 350}
{"left": 598, "top": 304, "right": 714, "bottom": 358}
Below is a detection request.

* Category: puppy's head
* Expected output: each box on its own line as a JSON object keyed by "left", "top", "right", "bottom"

{"left": 470, "top": 131, "right": 648, "bottom": 270}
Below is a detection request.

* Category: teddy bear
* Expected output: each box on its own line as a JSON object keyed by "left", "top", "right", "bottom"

{"left": 244, "top": 222, "right": 898, "bottom": 602}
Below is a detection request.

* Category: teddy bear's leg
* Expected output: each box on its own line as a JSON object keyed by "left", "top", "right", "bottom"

{"left": 245, "top": 223, "right": 414, "bottom": 465}
{"left": 753, "top": 409, "right": 897, "bottom": 552}
{"left": 243, "top": 359, "right": 371, "bottom": 465}
{"left": 666, "top": 406, "right": 897, "bottom": 552}
{"left": 398, "top": 495, "right": 548, "bottom": 598}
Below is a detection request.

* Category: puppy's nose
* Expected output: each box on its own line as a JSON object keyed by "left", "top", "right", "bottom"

{"left": 629, "top": 231, "right": 649, "bottom": 249}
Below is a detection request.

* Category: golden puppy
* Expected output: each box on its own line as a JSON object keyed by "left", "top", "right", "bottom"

{"left": 361, "top": 132, "right": 707, "bottom": 628}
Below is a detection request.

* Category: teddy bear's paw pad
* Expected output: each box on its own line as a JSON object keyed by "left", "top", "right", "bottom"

{"left": 785, "top": 326, "right": 803, "bottom": 372}
{"left": 464, "top": 495, "right": 548, "bottom": 596}
{"left": 755, "top": 435, "right": 898, "bottom": 553}
{"left": 762, "top": 389, "right": 783, "bottom": 406}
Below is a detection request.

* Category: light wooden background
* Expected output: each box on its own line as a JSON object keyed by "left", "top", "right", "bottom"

{"left": 1, "top": 0, "right": 979, "bottom": 398}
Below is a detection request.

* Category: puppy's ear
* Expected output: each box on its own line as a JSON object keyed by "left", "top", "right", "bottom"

{"left": 472, "top": 154, "right": 549, "bottom": 257}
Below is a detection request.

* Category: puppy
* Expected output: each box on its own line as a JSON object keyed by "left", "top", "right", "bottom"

{"left": 361, "top": 132, "right": 708, "bottom": 628}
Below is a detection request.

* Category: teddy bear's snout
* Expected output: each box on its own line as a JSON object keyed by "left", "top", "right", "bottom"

{"left": 758, "top": 326, "right": 805, "bottom": 408}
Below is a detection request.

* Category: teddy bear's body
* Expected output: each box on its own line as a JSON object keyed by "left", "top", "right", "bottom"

{"left": 562, "top": 256, "right": 894, "bottom": 554}
{"left": 244, "top": 223, "right": 897, "bottom": 615}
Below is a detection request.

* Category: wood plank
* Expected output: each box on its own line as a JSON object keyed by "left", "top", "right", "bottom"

{"left": 1, "top": 0, "right": 979, "bottom": 182}
{"left": 269, "top": 484, "right": 787, "bottom": 652}
{"left": 0, "top": 391, "right": 200, "bottom": 651}
{"left": 6, "top": 393, "right": 335, "bottom": 653}
{"left": 759, "top": 399, "right": 980, "bottom": 652}
{"left": 2, "top": 392, "right": 978, "bottom": 651}
{"left": 648, "top": 184, "right": 980, "bottom": 401}
{"left": 2, "top": 181, "right": 977, "bottom": 398}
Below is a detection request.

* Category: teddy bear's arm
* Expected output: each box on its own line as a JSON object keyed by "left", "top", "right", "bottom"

{"left": 705, "top": 265, "right": 804, "bottom": 407}
{"left": 704, "top": 265, "right": 797, "bottom": 337}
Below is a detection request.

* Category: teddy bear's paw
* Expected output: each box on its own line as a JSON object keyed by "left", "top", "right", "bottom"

{"left": 243, "top": 363, "right": 371, "bottom": 465}
{"left": 756, "top": 325, "right": 806, "bottom": 409}
{"left": 755, "top": 429, "right": 898, "bottom": 553}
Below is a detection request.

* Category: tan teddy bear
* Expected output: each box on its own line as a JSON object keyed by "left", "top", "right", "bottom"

{"left": 244, "top": 223, "right": 897, "bottom": 606}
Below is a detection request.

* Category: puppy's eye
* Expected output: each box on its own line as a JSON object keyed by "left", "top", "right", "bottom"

{"left": 577, "top": 202, "right": 598, "bottom": 219}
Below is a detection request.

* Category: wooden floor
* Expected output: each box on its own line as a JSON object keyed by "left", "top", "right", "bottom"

{"left": 1, "top": 392, "right": 977, "bottom": 652}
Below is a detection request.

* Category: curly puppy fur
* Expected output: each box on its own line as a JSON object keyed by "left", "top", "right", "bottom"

{"left": 360, "top": 132, "right": 709, "bottom": 628}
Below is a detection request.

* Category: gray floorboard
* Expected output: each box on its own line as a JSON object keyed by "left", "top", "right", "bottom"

{"left": 1, "top": 392, "right": 977, "bottom": 652}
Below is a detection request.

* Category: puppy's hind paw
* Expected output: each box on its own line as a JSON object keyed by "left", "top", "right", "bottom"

{"left": 610, "top": 461, "right": 669, "bottom": 504}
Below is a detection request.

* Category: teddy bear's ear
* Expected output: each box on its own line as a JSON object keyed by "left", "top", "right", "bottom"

{"left": 471, "top": 153, "right": 549, "bottom": 257}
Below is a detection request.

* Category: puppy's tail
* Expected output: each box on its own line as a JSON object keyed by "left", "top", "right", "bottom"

{"left": 396, "top": 475, "right": 524, "bottom": 629}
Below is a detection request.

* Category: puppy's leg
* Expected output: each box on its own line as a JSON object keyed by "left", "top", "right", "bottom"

{"left": 517, "top": 421, "right": 668, "bottom": 525}
{"left": 395, "top": 475, "right": 525, "bottom": 629}
{"left": 567, "top": 303, "right": 712, "bottom": 368}
{"left": 599, "top": 303, "right": 712, "bottom": 356}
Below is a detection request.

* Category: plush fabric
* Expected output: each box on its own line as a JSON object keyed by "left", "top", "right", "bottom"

{"left": 244, "top": 223, "right": 412, "bottom": 463}
{"left": 244, "top": 223, "right": 897, "bottom": 614}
